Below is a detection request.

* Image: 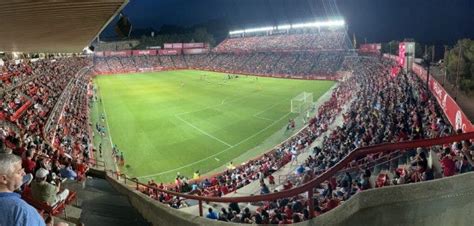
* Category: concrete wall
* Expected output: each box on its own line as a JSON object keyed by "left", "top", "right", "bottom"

{"left": 107, "top": 172, "right": 474, "bottom": 226}
{"left": 106, "top": 175, "right": 244, "bottom": 226}
{"left": 305, "top": 172, "right": 474, "bottom": 226}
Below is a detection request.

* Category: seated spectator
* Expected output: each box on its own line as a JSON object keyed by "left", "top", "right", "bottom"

{"left": 392, "top": 168, "right": 406, "bottom": 185}
{"left": 0, "top": 153, "right": 45, "bottom": 226}
{"left": 218, "top": 207, "right": 230, "bottom": 222}
{"left": 229, "top": 202, "right": 241, "bottom": 214}
{"left": 31, "top": 168, "right": 69, "bottom": 206}
{"left": 206, "top": 207, "right": 218, "bottom": 220}
{"left": 59, "top": 163, "right": 77, "bottom": 180}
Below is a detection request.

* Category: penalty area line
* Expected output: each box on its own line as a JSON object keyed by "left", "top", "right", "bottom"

{"left": 174, "top": 114, "right": 233, "bottom": 148}
{"left": 136, "top": 112, "right": 291, "bottom": 179}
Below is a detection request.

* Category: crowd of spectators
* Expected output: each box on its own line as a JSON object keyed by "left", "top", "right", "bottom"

{"left": 93, "top": 51, "right": 350, "bottom": 78}
{"left": 0, "top": 57, "right": 92, "bottom": 225}
{"left": 215, "top": 31, "right": 348, "bottom": 53}
{"left": 0, "top": 60, "right": 34, "bottom": 90}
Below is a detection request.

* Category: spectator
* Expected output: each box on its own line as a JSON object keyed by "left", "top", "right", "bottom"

{"left": 59, "top": 163, "right": 77, "bottom": 180}
{"left": 229, "top": 202, "right": 241, "bottom": 214}
{"left": 358, "top": 169, "right": 372, "bottom": 190}
{"left": 260, "top": 181, "right": 270, "bottom": 195}
{"left": 440, "top": 147, "right": 457, "bottom": 177}
{"left": 206, "top": 207, "right": 218, "bottom": 220}
{"left": 22, "top": 149, "right": 36, "bottom": 174}
{"left": 218, "top": 208, "right": 229, "bottom": 222}
{"left": 31, "top": 168, "right": 69, "bottom": 206}
{"left": 0, "top": 153, "right": 45, "bottom": 226}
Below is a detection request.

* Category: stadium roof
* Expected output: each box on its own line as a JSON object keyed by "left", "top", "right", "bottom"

{"left": 0, "top": 0, "right": 128, "bottom": 53}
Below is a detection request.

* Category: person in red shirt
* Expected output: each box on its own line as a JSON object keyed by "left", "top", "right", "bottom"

{"left": 21, "top": 149, "right": 36, "bottom": 174}
{"left": 284, "top": 204, "right": 293, "bottom": 219}
{"left": 322, "top": 194, "right": 339, "bottom": 212}
{"left": 283, "top": 180, "right": 293, "bottom": 190}
{"left": 220, "top": 184, "right": 229, "bottom": 195}
{"left": 75, "top": 160, "right": 89, "bottom": 181}
{"left": 268, "top": 174, "right": 275, "bottom": 185}
{"left": 440, "top": 147, "right": 457, "bottom": 177}
{"left": 210, "top": 177, "right": 218, "bottom": 186}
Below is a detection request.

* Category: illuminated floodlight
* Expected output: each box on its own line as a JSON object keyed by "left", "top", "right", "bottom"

{"left": 229, "top": 29, "right": 245, "bottom": 35}
{"left": 244, "top": 26, "right": 273, "bottom": 34}
{"left": 277, "top": 24, "right": 292, "bottom": 30}
{"left": 229, "top": 19, "right": 345, "bottom": 35}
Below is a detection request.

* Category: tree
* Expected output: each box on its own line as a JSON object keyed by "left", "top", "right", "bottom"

{"left": 381, "top": 40, "right": 399, "bottom": 55}
{"left": 192, "top": 27, "right": 215, "bottom": 46}
{"left": 445, "top": 39, "right": 474, "bottom": 92}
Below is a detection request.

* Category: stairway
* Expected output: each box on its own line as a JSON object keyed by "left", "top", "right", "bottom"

{"left": 60, "top": 177, "right": 151, "bottom": 226}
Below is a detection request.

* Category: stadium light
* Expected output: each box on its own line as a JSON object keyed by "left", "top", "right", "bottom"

{"left": 277, "top": 24, "right": 292, "bottom": 30}
{"left": 229, "top": 19, "right": 345, "bottom": 35}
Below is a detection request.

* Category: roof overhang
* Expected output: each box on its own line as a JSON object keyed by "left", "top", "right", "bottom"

{"left": 0, "top": 0, "right": 129, "bottom": 53}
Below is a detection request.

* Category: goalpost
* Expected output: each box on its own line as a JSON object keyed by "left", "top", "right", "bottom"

{"left": 290, "top": 92, "right": 313, "bottom": 113}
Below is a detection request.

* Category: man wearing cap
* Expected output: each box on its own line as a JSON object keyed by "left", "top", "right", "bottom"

{"left": 0, "top": 153, "right": 45, "bottom": 226}
{"left": 31, "top": 168, "right": 69, "bottom": 206}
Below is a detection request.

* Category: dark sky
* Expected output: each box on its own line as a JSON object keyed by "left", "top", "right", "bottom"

{"left": 102, "top": 0, "right": 474, "bottom": 45}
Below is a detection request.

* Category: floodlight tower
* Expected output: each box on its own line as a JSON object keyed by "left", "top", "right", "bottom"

{"left": 423, "top": 49, "right": 432, "bottom": 93}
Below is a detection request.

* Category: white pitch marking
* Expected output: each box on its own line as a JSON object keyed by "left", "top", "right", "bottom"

{"left": 137, "top": 112, "right": 291, "bottom": 179}
{"left": 175, "top": 114, "right": 233, "bottom": 147}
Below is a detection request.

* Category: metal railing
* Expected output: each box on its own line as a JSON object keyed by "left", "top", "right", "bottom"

{"left": 105, "top": 132, "right": 474, "bottom": 220}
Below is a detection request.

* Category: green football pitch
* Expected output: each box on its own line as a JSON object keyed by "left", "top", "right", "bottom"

{"left": 91, "top": 70, "right": 335, "bottom": 182}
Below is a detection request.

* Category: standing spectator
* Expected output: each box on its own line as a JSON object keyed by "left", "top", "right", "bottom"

{"left": 0, "top": 153, "right": 45, "bottom": 226}
{"left": 440, "top": 147, "right": 457, "bottom": 177}
{"left": 22, "top": 149, "right": 36, "bottom": 174}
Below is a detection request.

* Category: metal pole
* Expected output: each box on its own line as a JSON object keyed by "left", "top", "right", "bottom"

{"left": 443, "top": 46, "right": 448, "bottom": 85}
{"left": 308, "top": 188, "right": 314, "bottom": 219}
{"left": 455, "top": 44, "right": 462, "bottom": 99}
{"left": 427, "top": 64, "right": 430, "bottom": 92}
{"left": 198, "top": 200, "right": 203, "bottom": 217}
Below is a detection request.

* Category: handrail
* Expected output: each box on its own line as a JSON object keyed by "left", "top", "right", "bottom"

{"left": 107, "top": 131, "right": 474, "bottom": 219}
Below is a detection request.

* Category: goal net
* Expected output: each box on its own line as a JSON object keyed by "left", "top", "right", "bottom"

{"left": 290, "top": 92, "right": 313, "bottom": 113}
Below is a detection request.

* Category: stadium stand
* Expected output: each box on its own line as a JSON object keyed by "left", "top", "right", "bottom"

{"left": 214, "top": 31, "right": 348, "bottom": 52}
{"left": 0, "top": 57, "right": 94, "bottom": 222}
{"left": 93, "top": 52, "right": 351, "bottom": 79}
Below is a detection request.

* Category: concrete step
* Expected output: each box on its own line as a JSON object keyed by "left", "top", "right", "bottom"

{"left": 78, "top": 178, "right": 151, "bottom": 226}
{"left": 53, "top": 215, "right": 80, "bottom": 226}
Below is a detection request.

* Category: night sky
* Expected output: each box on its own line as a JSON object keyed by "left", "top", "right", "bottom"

{"left": 102, "top": 0, "right": 474, "bottom": 45}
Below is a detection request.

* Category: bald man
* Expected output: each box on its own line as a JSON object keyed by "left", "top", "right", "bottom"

{"left": 0, "top": 153, "right": 45, "bottom": 226}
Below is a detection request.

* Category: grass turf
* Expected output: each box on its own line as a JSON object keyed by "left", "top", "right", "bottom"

{"left": 92, "top": 70, "right": 334, "bottom": 182}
